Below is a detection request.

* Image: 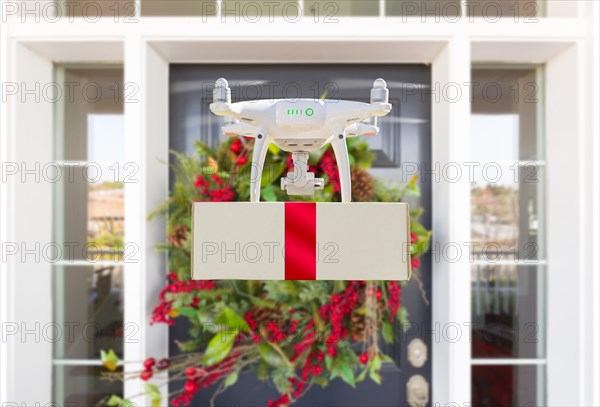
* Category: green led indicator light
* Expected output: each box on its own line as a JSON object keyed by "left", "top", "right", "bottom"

{"left": 306, "top": 108, "right": 314, "bottom": 117}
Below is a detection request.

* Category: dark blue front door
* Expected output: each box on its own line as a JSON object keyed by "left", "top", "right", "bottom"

{"left": 169, "top": 64, "right": 432, "bottom": 407}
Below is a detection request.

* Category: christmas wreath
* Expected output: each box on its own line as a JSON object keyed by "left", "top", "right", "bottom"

{"left": 102, "top": 136, "right": 431, "bottom": 407}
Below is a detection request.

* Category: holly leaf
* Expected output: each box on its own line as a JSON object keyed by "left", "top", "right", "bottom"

{"left": 179, "top": 306, "right": 199, "bottom": 318}
{"left": 268, "top": 143, "right": 281, "bottom": 155}
{"left": 369, "top": 370, "right": 382, "bottom": 385}
{"left": 356, "top": 368, "right": 368, "bottom": 383}
{"left": 100, "top": 349, "right": 119, "bottom": 371}
{"left": 325, "top": 355, "right": 333, "bottom": 370}
{"left": 339, "top": 364, "right": 356, "bottom": 388}
{"left": 216, "top": 307, "right": 250, "bottom": 332}
{"left": 224, "top": 371, "right": 239, "bottom": 388}
{"left": 313, "top": 375, "right": 329, "bottom": 388}
{"left": 144, "top": 383, "right": 162, "bottom": 407}
{"left": 261, "top": 162, "right": 285, "bottom": 187}
{"left": 382, "top": 321, "right": 394, "bottom": 344}
{"left": 380, "top": 353, "right": 395, "bottom": 364}
{"left": 257, "top": 360, "right": 268, "bottom": 381}
{"left": 261, "top": 184, "right": 278, "bottom": 202}
{"left": 258, "top": 342, "right": 288, "bottom": 368}
{"left": 370, "top": 355, "right": 383, "bottom": 373}
{"left": 107, "top": 395, "right": 136, "bottom": 407}
{"left": 203, "top": 331, "right": 236, "bottom": 366}
{"left": 107, "top": 396, "right": 124, "bottom": 406}
{"left": 347, "top": 153, "right": 356, "bottom": 167}
{"left": 197, "top": 308, "right": 216, "bottom": 327}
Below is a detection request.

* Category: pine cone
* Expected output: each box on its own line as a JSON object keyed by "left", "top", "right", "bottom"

{"left": 351, "top": 167, "right": 375, "bottom": 202}
{"left": 250, "top": 305, "right": 283, "bottom": 329}
{"left": 350, "top": 285, "right": 385, "bottom": 342}
{"left": 168, "top": 224, "right": 190, "bottom": 248}
{"left": 350, "top": 311, "right": 367, "bottom": 342}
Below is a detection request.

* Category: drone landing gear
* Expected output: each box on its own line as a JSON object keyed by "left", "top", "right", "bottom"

{"left": 250, "top": 134, "right": 270, "bottom": 203}
{"left": 281, "top": 152, "right": 324, "bottom": 197}
{"left": 331, "top": 134, "right": 351, "bottom": 203}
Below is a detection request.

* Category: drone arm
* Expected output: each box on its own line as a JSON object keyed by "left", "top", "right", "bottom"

{"left": 325, "top": 101, "right": 391, "bottom": 128}
{"left": 343, "top": 122, "right": 379, "bottom": 138}
{"left": 222, "top": 122, "right": 260, "bottom": 138}
{"left": 330, "top": 134, "right": 351, "bottom": 203}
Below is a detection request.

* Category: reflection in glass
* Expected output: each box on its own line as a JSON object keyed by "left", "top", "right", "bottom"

{"left": 56, "top": 166, "right": 125, "bottom": 261}
{"left": 55, "top": 67, "right": 125, "bottom": 261}
{"left": 142, "top": 0, "right": 218, "bottom": 16}
{"left": 63, "top": 0, "right": 135, "bottom": 18}
{"left": 306, "top": 0, "right": 379, "bottom": 16}
{"left": 470, "top": 65, "right": 545, "bottom": 403}
{"left": 470, "top": 168, "right": 543, "bottom": 261}
{"left": 386, "top": 0, "right": 461, "bottom": 17}
{"left": 471, "top": 68, "right": 542, "bottom": 162}
{"left": 53, "top": 66, "right": 126, "bottom": 376}
{"left": 466, "top": 0, "right": 544, "bottom": 18}
{"left": 472, "top": 365, "right": 545, "bottom": 406}
{"left": 471, "top": 265, "right": 544, "bottom": 358}
{"left": 53, "top": 265, "right": 124, "bottom": 359}
{"left": 53, "top": 365, "right": 123, "bottom": 406}
{"left": 56, "top": 68, "right": 124, "bottom": 162}
{"left": 470, "top": 67, "right": 544, "bottom": 261}
{"left": 221, "top": 0, "right": 299, "bottom": 18}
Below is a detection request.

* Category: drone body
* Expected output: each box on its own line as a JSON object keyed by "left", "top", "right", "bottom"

{"left": 210, "top": 78, "right": 392, "bottom": 202}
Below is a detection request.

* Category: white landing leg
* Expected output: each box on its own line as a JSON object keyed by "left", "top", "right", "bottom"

{"left": 250, "top": 134, "right": 270, "bottom": 202}
{"left": 331, "top": 134, "right": 352, "bottom": 203}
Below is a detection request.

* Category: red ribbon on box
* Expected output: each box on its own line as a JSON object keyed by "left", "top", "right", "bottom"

{"left": 284, "top": 202, "right": 316, "bottom": 280}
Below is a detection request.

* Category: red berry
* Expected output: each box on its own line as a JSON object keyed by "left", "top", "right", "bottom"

{"left": 376, "top": 290, "right": 382, "bottom": 300}
{"left": 230, "top": 139, "right": 242, "bottom": 154}
{"left": 359, "top": 353, "right": 369, "bottom": 364}
{"left": 143, "top": 357, "right": 155, "bottom": 369}
{"left": 184, "top": 380, "right": 197, "bottom": 394}
{"left": 185, "top": 367, "right": 197, "bottom": 377}
{"left": 236, "top": 155, "right": 248, "bottom": 166}
{"left": 410, "top": 232, "right": 417, "bottom": 244}
{"left": 156, "top": 358, "right": 170, "bottom": 370}
{"left": 140, "top": 369, "right": 153, "bottom": 381}
{"left": 411, "top": 257, "right": 421, "bottom": 269}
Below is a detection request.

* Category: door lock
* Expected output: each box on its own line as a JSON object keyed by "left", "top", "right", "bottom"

{"left": 407, "top": 375, "right": 429, "bottom": 406}
{"left": 408, "top": 338, "right": 428, "bottom": 368}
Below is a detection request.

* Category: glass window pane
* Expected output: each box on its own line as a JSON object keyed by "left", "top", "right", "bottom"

{"left": 472, "top": 365, "right": 545, "bottom": 406}
{"left": 53, "top": 265, "right": 124, "bottom": 359}
{"left": 142, "top": 0, "right": 218, "bottom": 16}
{"left": 306, "top": 0, "right": 379, "bottom": 16}
{"left": 54, "top": 365, "right": 123, "bottom": 405}
{"left": 386, "top": 0, "right": 461, "bottom": 17}
{"left": 219, "top": 0, "right": 299, "bottom": 17}
{"left": 466, "top": 0, "right": 545, "bottom": 18}
{"left": 55, "top": 164, "right": 125, "bottom": 261}
{"left": 472, "top": 68, "right": 542, "bottom": 161}
{"left": 470, "top": 65, "right": 545, "bottom": 404}
{"left": 471, "top": 166, "right": 544, "bottom": 261}
{"left": 62, "top": 0, "right": 135, "bottom": 18}
{"left": 471, "top": 265, "right": 545, "bottom": 358}
{"left": 56, "top": 67, "right": 124, "bottom": 162}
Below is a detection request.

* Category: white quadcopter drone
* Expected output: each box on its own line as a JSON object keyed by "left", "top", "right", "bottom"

{"left": 210, "top": 78, "right": 392, "bottom": 203}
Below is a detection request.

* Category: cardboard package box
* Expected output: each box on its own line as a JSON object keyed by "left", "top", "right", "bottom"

{"left": 192, "top": 202, "right": 411, "bottom": 281}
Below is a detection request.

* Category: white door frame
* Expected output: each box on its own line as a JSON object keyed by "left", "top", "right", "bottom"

{"left": 1, "top": 13, "right": 599, "bottom": 406}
